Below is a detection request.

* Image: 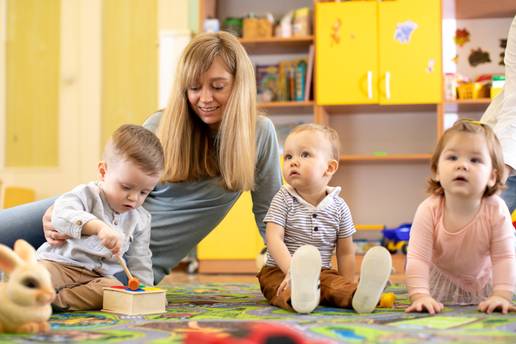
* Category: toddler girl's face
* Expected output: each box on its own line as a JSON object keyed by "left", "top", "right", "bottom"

{"left": 435, "top": 132, "right": 496, "bottom": 199}
{"left": 282, "top": 130, "right": 334, "bottom": 193}
{"left": 187, "top": 56, "right": 234, "bottom": 130}
{"left": 99, "top": 159, "right": 160, "bottom": 214}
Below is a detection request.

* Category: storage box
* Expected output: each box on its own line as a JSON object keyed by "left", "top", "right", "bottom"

{"left": 102, "top": 286, "right": 166, "bottom": 315}
{"left": 243, "top": 18, "right": 272, "bottom": 39}
{"left": 491, "top": 75, "right": 505, "bottom": 99}
{"left": 457, "top": 82, "right": 489, "bottom": 99}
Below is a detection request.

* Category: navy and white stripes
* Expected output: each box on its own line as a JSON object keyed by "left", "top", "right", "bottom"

{"left": 264, "top": 184, "right": 355, "bottom": 268}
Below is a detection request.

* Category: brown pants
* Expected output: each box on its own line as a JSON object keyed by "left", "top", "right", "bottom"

{"left": 257, "top": 265, "right": 357, "bottom": 311}
{"left": 40, "top": 260, "right": 123, "bottom": 311}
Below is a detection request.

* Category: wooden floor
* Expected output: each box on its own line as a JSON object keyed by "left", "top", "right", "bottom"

{"left": 161, "top": 254, "right": 406, "bottom": 285}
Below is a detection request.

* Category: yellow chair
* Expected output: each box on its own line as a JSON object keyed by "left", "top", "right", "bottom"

{"left": 2, "top": 186, "right": 36, "bottom": 209}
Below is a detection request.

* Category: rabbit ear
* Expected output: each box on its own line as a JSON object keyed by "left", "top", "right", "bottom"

{"left": 14, "top": 239, "right": 37, "bottom": 264}
{"left": 0, "top": 244, "right": 23, "bottom": 273}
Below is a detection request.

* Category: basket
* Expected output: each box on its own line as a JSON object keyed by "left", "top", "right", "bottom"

{"left": 243, "top": 18, "right": 272, "bottom": 39}
{"left": 457, "top": 82, "right": 489, "bottom": 99}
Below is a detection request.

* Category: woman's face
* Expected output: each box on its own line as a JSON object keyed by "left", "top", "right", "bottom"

{"left": 187, "top": 56, "right": 234, "bottom": 129}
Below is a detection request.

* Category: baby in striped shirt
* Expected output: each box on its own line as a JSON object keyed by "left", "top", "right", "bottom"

{"left": 257, "top": 123, "right": 392, "bottom": 313}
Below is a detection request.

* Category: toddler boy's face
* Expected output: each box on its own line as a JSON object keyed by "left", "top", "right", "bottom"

{"left": 99, "top": 159, "right": 160, "bottom": 214}
{"left": 282, "top": 130, "right": 334, "bottom": 193}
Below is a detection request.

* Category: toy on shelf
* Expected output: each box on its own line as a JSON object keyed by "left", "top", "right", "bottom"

{"left": 381, "top": 223, "right": 411, "bottom": 254}
{"left": 354, "top": 224, "right": 384, "bottom": 254}
{"left": 0, "top": 240, "right": 55, "bottom": 333}
{"left": 102, "top": 285, "right": 166, "bottom": 315}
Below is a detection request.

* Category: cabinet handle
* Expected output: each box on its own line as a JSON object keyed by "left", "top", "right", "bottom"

{"left": 385, "top": 71, "right": 391, "bottom": 100}
{"left": 367, "top": 71, "right": 373, "bottom": 99}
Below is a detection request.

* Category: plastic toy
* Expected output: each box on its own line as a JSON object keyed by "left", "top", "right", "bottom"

{"left": 378, "top": 292, "right": 396, "bottom": 308}
{"left": 381, "top": 223, "right": 411, "bottom": 254}
{"left": 115, "top": 255, "right": 139, "bottom": 290}
{"left": 102, "top": 285, "right": 166, "bottom": 315}
{"left": 0, "top": 240, "right": 55, "bottom": 333}
{"left": 184, "top": 322, "right": 327, "bottom": 344}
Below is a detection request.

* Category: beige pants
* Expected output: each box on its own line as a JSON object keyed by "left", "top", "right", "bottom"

{"left": 257, "top": 265, "right": 357, "bottom": 311}
{"left": 40, "top": 260, "right": 123, "bottom": 311}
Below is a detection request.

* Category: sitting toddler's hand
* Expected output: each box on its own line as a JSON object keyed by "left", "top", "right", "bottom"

{"left": 96, "top": 223, "right": 122, "bottom": 255}
{"left": 277, "top": 274, "right": 291, "bottom": 296}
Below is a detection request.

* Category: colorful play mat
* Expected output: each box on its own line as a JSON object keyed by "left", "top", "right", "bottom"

{"left": 0, "top": 283, "right": 515, "bottom": 343}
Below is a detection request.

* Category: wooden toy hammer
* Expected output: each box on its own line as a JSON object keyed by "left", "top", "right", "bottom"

{"left": 115, "top": 255, "right": 140, "bottom": 290}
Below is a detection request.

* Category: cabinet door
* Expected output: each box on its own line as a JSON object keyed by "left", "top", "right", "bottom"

{"left": 316, "top": 1, "right": 378, "bottom": 105}
{"left": 378, "top": 0, "right": 442, "bottom": 104}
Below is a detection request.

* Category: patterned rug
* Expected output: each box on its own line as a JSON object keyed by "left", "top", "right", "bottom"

{"left": 1, "top": 283, "right": 515, "bottom": 343}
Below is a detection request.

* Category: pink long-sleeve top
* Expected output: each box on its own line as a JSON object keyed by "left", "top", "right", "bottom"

{"left": 406, "top": 195, "right": 515, "bottom": 297}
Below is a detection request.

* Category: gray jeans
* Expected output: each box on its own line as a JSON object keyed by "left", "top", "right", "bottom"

{"left": 0, "top": 197, "right": 56, "bottom": 248}
{"left": 502, "top": 175, "right": 516, "bottom": 214}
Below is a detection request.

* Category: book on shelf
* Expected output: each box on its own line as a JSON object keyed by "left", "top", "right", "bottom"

{"left": 256, "top": 64, "right": 280, "bottom": 102}
{"left": 304, "top": 44, "right": 314, "bottom": 101}
{"left": 256, "top": 55, "right": 311, "bottom": 104}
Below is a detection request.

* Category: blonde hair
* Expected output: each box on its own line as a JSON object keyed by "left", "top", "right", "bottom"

{"left": 157, "top": 32, "right": 256, "bottom": 191}
{"left": 428, "top": 119, "right": 505, "bottom": 197}
{"left": 104, "top": 124, "right": 164, "bottom": 176}
{"left": 289, "top": 123, "right": 341, "bottom": 161}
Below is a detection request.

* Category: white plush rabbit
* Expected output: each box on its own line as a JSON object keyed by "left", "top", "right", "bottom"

{"left": 0, "top": 240, "right": 55, "bottom": 333}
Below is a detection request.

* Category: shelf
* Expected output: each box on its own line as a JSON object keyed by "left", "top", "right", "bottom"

{"left": 240, "top": 36, "right": 313, "bottom": 54}
{"left": 257, "top": 101, "right": 314, "bottom": 109}
{"left": 444, "top": 98, "right": 491, "bottom": 105}
{"left": 321, "top": 103, "right": 439, "bottom": 114}
{"left": 451, "top": 0, "right": 516, "bottom": 19}
{"left": 239, "top": 36, "right": 313, "bottom": 44}
{"left": 340, "top": 153, "right": 432, "bottom": 162}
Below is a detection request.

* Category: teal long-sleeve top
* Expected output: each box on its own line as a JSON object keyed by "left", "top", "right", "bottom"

{"left": 143, "top": 112, "right": 282, "bottom": 283}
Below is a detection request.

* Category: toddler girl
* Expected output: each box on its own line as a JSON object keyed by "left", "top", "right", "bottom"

{"left": 406, "top": 119, "right": 515, "bottom": 314}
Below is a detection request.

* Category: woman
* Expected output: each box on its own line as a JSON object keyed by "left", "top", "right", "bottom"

{"left": 481, "top": 15, "right": 516, "bottom": 214}
{"left": 0, "top": 31, "right": 282, "bottom": 284}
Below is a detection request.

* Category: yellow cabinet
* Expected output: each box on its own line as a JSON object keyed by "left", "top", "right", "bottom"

{"left": 316, "top": 0, "right": 442, "bottom": 105}
{"left": 197, "top": 192, "right": 264, "bottom": 269}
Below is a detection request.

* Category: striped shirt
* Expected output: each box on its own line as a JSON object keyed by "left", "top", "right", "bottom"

{"left": 264, "top": 184, "right": 355, "bottom": 268}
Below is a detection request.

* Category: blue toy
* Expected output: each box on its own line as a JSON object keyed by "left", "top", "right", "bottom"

{"left": 381, "top": 223, "right": 411, "bottom": 254}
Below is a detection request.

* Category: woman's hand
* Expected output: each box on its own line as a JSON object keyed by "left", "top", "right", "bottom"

{"left": 478, "top": 295, "right": 516, "bottom": 314}
{"left": 405, "top": 294, "right": 444, "bottom": 314}
{"left": 276, "top": 274, "right": 291, "bottom": 296}
{"left": 43, "top": 205, "right": 70, "bottom": 246}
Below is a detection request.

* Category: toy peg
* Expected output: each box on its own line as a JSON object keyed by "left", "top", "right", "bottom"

{"left": 378, "top": 292, "right": 396, "bottom": 308}
{"left": 115, "top": 255, "right": 140, "bottom": 290}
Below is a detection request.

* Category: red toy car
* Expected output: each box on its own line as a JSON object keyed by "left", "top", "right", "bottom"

{"left": 184, "top": 322, "right": 328, "bottom": 344}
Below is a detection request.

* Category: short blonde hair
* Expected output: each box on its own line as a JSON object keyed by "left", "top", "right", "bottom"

{"left": 427, "top": 119, "right": 505, "bottom": 197}
{"left": 157, "top": 31, "right": 256, "bottom": 191}
{"left": 289, "top": 123, "right": 341, "bottom": 160}
{"left": 104, "top": 124, "right": 164, "bottom": 176}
